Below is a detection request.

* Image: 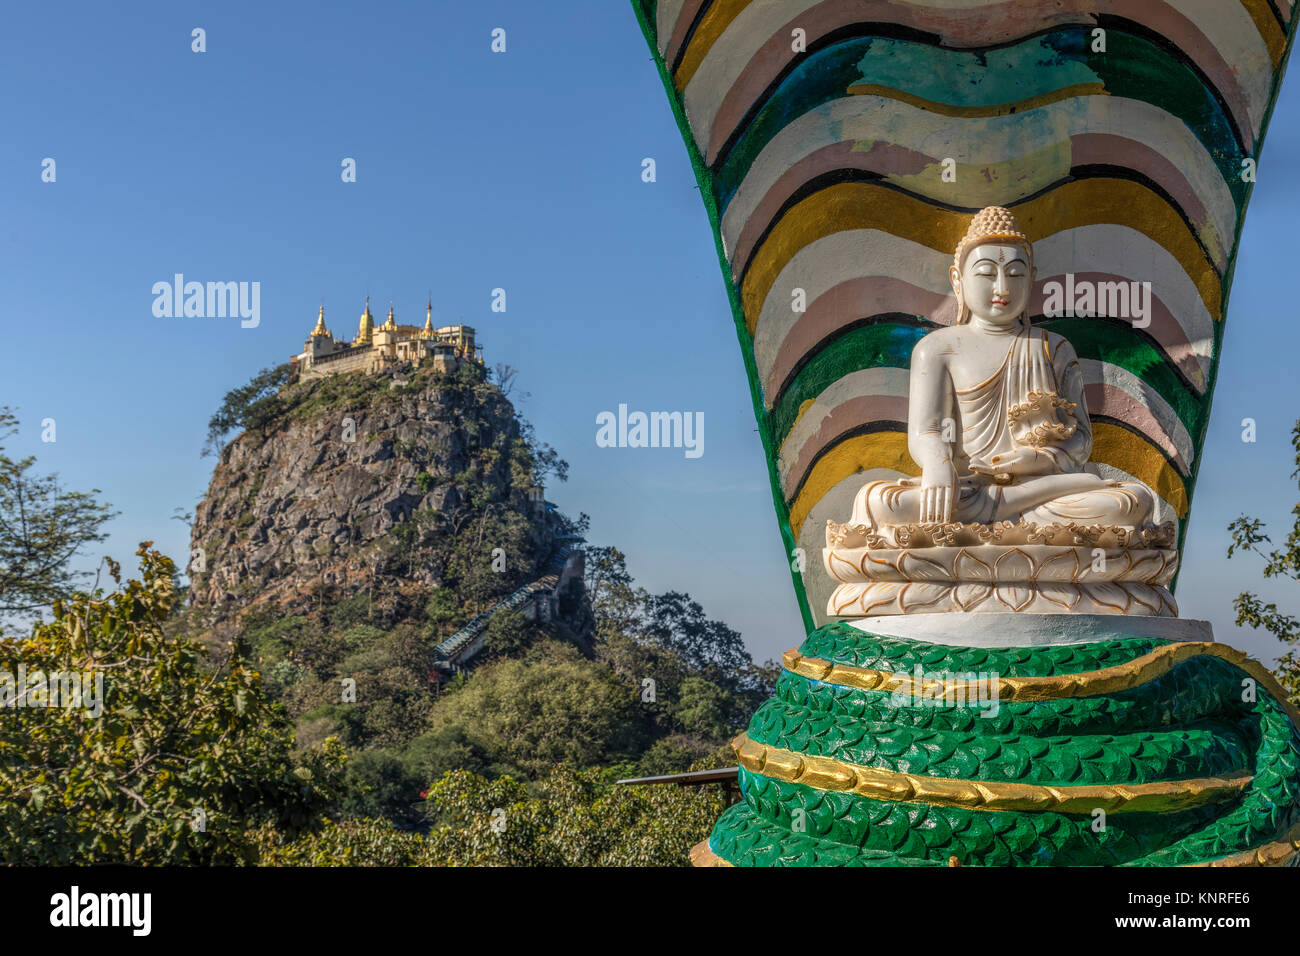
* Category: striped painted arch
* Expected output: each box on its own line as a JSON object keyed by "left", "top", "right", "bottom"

{"left": 633, "top": 0, "right": 1299, "bottom": 630}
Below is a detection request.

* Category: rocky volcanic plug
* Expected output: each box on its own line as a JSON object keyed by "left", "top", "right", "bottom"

{"left": 188, "top": 364, "right": 555, "bottom": 624}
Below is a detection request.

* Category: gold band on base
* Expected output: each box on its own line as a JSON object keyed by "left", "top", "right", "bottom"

{"left": 689, "top": 840, "right": 732, "bottom": 867}
{"left": 782, "top": 642, "right": 1300, "bottom": 724}
{"left": 732, "top": 733, "right": 1251, "bottom": 814}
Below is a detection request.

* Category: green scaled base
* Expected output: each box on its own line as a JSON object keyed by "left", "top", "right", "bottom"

{"left": 696, "top": 620, "right": 1300, "bottom": 867}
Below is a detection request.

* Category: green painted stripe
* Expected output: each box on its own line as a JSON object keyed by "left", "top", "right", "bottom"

{"left": 1038, "top": 318, "right": 1207, "bottom": 441}
{"left": 736, "top": 770, "right": 1223, "bottom": 866}
{"left": 768, "top": 320, "right": 930, "bottom": 447}
{"left": 748, "top": 696, "right": 1249, "bottom": 784}
{"left": 766, "top": 316, "right": 1207, "bottom": 453}
{"left": 713, "top": 29, "right": 1248, "bottom": 217}
{"left": 776, "top": 655, "right": 1240, "bottom": 739}
{"left": 800, "top": 623, "right": 1169, "bottom": 677}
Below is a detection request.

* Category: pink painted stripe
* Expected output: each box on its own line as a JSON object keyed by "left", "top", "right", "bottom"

{"left": 781, "top": 395, "right": 909, "bottom": 496}
{"left": 665, "top": 0, "right": 710, "bottom": 70}
{"left": 1085, "top": 383, "right": 1190, "bottom": 473}
{"left": 731, "top": 140, "right": 930, "bottom": 279}
{"left": 730, "top": 131, "right": 1226, "bottom": 280}
{"left": 764, "top": 276, "right": 956, "bottom": 403}
{"left": 1029, "top": 272, "right": 1206, "bottom": 393}
{"left": 703, "top": 0, "right": 1259, "bottom": 165}
{"left": 764, "top": 273, "right": 1206, "bottom": 407}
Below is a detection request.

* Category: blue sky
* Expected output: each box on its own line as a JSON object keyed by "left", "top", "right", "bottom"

{"left": 2, "top": 1, "right": 1298, "bottom": 666}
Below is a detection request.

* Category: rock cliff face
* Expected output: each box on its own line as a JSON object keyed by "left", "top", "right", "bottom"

{"left": 189, "top": 363, "right": 555, "bottom": 624}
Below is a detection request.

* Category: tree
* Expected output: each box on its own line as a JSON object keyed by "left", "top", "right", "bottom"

{"left": 410, "top": 640, "right": 643, "bottom": 781}
{"left": 1227, "top": 418, "right": 1300, "bottom": 705}
{"left": 203, "top": 364, "right": 290, "bottom": 457}
{"left": 420, "top": 764, "right": 727, "bottom": 866}
{"left": 0, "top": 407, "right": 116, "bottom": 619}
{"left": 492, "top": 363, "right": 521, "bottom": 399}
{"left": 0, "top": 544, "right": 345, "bottom": 864}
{"left": 516, "top": 419, "right": 568, "bottom": 485}
{"left": 584, "top": 545, "right": 638, "bottom": 625}
{"left": 640, "top": 590, "right": 753, "bottom": 679}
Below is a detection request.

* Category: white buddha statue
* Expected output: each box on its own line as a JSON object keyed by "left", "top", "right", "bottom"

{"left": 823, "top": 206, "right": 1177, "bottom": 617}
{"left": 851, "top": 205, "right": 1156, "bottom": 533}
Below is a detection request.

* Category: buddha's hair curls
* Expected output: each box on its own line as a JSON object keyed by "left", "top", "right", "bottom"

{"left": 952, "top": 206, "right": 1034, "bottom": 324}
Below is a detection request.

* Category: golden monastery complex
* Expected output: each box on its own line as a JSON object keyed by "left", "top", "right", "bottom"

{"left": 291, "top": 297, "right": 482, "bottom": 380}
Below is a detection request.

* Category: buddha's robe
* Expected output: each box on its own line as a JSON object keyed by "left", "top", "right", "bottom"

{"left": 852, "top": 326, "right": 1156, "bottom": 529}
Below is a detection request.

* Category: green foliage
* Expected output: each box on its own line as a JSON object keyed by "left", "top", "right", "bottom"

{"left": 671, "top": 676, "right": 740, "bottom": 740}
{"left": 203, "top": 365, "right": 291, "bottom": 457}
{"left": 420, "top": 765, "right": 726, "bottom": 866}
{"left": 0, "top": 545, "right": 345, "bottom": 864}
{"left": 1227, "top": 419, "right": 1300, "bottom": 704}
{"left": 412, "top": 641, "right": 644, "bottom": 780}
{"left": 482, "top": 606, "right": 535, "bottom": 659}
{"left": 254, "top": 816, "right": 424, "bottom": 866}
{"left": 423, "top": 588, "right": 461, "bottom": 633}
{"left": 326, "top": 595, "right": 373, "bottom": 629}
{"left": 337, "top": 748, "right": 426, "bottom": 824}
{"left": 0, "top": 407, "right": 116, "bottom": 618}
{"left": 285, "top": 626, "right": 438, "bottom": 751}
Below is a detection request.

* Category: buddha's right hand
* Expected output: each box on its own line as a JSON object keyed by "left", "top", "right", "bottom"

{"left": 919, "top": 462, "right": 958, "bottom": 523}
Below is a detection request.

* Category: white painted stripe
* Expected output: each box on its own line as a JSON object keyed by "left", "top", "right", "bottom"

{"left": 656, "top": 0, "right": 688, "bottom": 56}
{"left": 722, "top": 94, "right": 1236, "bottom": 274}
{"left": 849, "top": 612, "right": 1212, "bottom": 646}
{"left": 777, "top": 367, "right": 910, "bottom": 486}
{"left": 1079, "top": 358, "right": 1195, "bottom": 468}
{"left": 682, "top": 0, "right": 1272, "bottom": 155}
{"left": 751, "top": 226, "right": 1214, "bottom": 392}
{"left": 752, "top": 229, "right": 951, "bottom": 393}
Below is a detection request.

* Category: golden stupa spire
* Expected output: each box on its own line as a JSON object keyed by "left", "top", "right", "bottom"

{"left": 382, "top": 301, "right": 397, "bottom": 330}
{"left": 311, "top": 303, "right": 330, "bottom": 337}
{"left": 356, "top": 295, "right": 374, "bottom": 343}
{"left": 421, "top": 298, "right": 435, "bottom": 338}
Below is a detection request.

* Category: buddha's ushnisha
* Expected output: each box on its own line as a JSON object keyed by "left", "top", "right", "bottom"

{"left": 851, "top": 206, "right": 1156, "bottom": 530}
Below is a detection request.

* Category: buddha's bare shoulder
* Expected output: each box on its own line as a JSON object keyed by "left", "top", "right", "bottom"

{"left": 913, "top": 324, "right": 965, "bottom": 361}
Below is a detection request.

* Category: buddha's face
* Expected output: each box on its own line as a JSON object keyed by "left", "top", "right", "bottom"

{"left": 951, "top": 243, "right": 1033, "bottom": 326}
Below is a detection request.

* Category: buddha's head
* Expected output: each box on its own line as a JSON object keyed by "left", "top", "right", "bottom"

{"left": 950, "top": 206, "right": 1035, "bottom": 326}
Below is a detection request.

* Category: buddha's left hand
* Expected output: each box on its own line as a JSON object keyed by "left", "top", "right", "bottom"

{"left": 971, "top": 447, "right": 1057, "bottom": 480}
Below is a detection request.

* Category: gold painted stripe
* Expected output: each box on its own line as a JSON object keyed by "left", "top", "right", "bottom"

{"left": 673, "top": 0, "right": 748, "bottom": 88}
{"left": 1242, "top": 0, "right": 1288, "bottom": 69}
{"left": 741, "top": 181, "right": 1223, "bottom": 337}
{"left": 1186, "top": 821, "right": 1300, "bottom": 867}
{"left": 1092, "top": 421, "right": 1189, "bottom": 518}
{"left": 845, "top": 82, "right": 1109, "bottom": 117}
{"left": 733, "top": 733, "right": 1252, "bottom": 814}
{"left": 783, "top": 642, "right": 1300, "bottom": 724}
{"left": 690, "top": 840, "right": 733, "bottom": 866}
{"left": 786, "top": 431, "right": 917, "bottom": 540}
